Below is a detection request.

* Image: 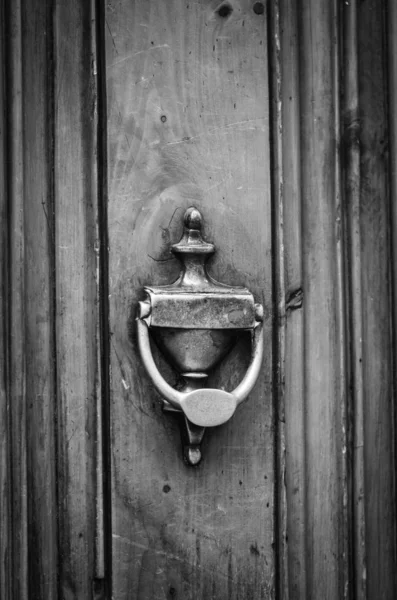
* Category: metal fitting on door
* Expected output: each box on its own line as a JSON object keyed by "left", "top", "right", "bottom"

{"left": 136, "top": 207, "right": 264, "bottom": 465}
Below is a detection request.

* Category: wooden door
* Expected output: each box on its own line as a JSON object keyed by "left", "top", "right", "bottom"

{"left": 1, "top": 1, "right": 397, "bottom": 599}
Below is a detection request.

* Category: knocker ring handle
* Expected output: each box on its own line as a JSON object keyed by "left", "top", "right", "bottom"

{"left": 136, "top": 316, "right": 264, "bottom": 428}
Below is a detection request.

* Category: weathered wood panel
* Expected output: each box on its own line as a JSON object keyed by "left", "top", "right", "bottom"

{"left": 298, "top": 1, "right": 347, "bottom": 598}
{"left": 2, "top": 2, "right": 59, "bottom": 596}
{"left": 22, "top": 1, "right": 58, "bottom": 597}
{"left": 388, "top": 11, "right": 397, "bottom": 594}
{"left": 54, "top": 0, "right": 101, "bottom": 596}
{"left": 358, "top": 1, "right": 397, "bottom": 597}
{"left": 278, "top": 0, "right": 306, "bottom": 597}
{"left": 1, "top": 1, "right": 104, "bottom": 598}
{"left": 105, "top": 1, "right": 274, "bottom": 598}
{"left": 390, "top": 0, "right": 397, "bottom": 342}
{"left": 277, "top": 1, "right": 350, "bottom": 599}
{"left": 0, "top": 1, "right": 10, "bottom": 597}
{"left": 267, "top": 1, "right": 289, "bottom": 598}
{"left": 343, "top": 1, "right": 365, "bottom": 597}
{"left": 6, "top": 2, "right": 28, "bottom": 596}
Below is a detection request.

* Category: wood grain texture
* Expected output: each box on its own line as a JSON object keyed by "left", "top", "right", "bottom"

{"left": 279, "top": 0, "right": 306, "bottom": 597}
{"left": 390, "top": 1, "right": 397, "bottom": 304}
{"left": 92, "top": 0, "right": 112, "bottom": 589}
{"left": 268, "top": 1, "right": 289, "bottom": 598}
{"left": 333, "top": 2, "right": 349, "bottom": 595}
{"left": 2, "top": 2, "right": 59, "bottom": 596}
{"left": 342, "top": 1, "right": 365, "bottom": 597}
{"left": 358, "top": 1, "right": 397, "bottom": 597}
{"left": 6, "top": 2, "right": 28, "bottom": 597}
{"left": 0, "top": 1, "right": 10, "bottom": 596}
{"left": 1, "top": 2, "right": 396, "bottom": 598}
{"left": 105, "top": 1, "right": 274, "bottom": 598}
{"left": 2, "top": 1, "right": 106, "bottom": 596}
{"left": 54, "top": 0, "right": 99, "bottom": 596}
{"left": 22, "top": 1, "right": 59, "bottom": 597}
{"left": 387, "top": 4, "right": 397, "bottom": 590}
{"left": 298, "top": 1, "right": 347, "bottom": 598}
{"left": 279, "top": 2, "right": 349, "bottom": 598}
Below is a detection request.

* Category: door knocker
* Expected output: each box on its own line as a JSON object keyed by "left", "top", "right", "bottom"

{"left": 136, "top": 207, "right": 264, "bottom": 465}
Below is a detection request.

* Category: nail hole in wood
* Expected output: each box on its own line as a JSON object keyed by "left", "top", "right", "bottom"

{"left": 217, "top": 3, "right": 233, "bottom": 18}
{"left": 253, "top": 1, "right": 265, "bottom": 14}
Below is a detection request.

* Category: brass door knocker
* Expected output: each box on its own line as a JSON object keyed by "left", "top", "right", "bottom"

{"left": 136, "top": 207, "right": 264, "bottom": 465}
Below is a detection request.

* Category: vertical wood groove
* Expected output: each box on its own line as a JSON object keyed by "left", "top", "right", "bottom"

{"left": 22, "top": 0, "right": 59, "bottom": 596}
{"left": 90, "top": 0, "right": 105, "bottom": 584}
{"left": 342, "top": 2, "right": 366, "bottom": 597}
{"left": 357, "top": 1, "right": 396, "bottom": 597}
{"left": 387, "top": 0, "right": 397, "bottom": 588}
{"left": 268, "top": 0, "right": 286, "bottom": 597}
{"left": 0, "top": 0, "right": 11, "bottom": 595}
{"left": 94, "top": 0, "right": 112, "bottom": 595}
{"left": 6, "top": 2, "right": 28, "bottom": 595}
{"left": 333, "top": 2, "right": 349, "bottom": 598}
{"left": 278, "top": 0, "right": 307, "bottom": 597}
